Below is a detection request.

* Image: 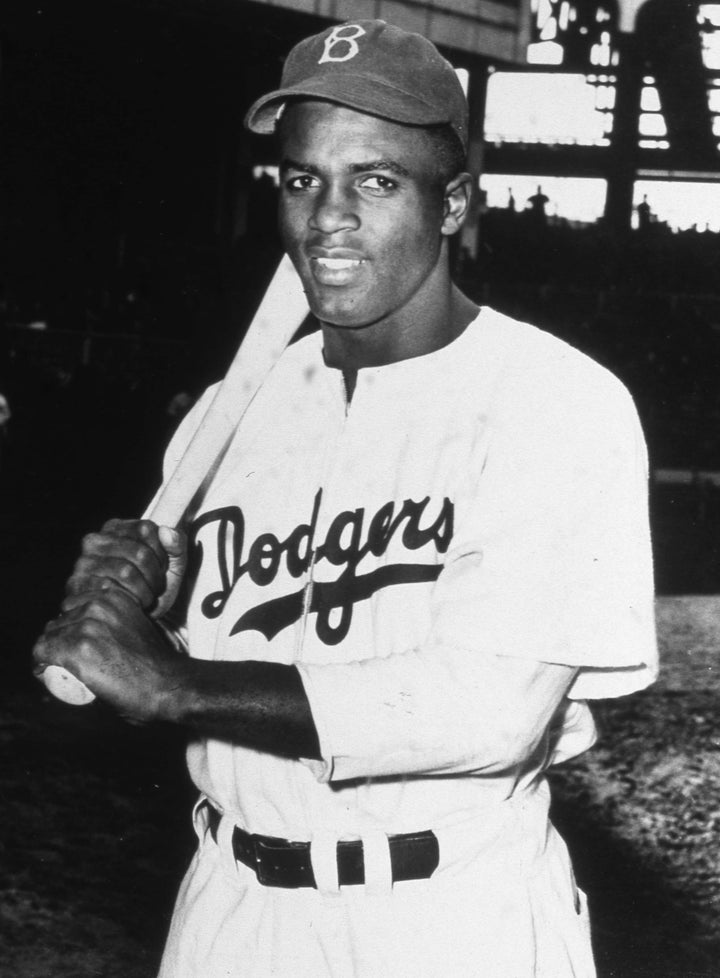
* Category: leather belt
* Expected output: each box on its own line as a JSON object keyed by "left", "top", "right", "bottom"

{"left": 205, "top": 804, "right": 439, "bottom": 889}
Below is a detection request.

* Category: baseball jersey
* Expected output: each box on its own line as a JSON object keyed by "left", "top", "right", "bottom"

{"left": 156, "top": 307, "right": 657, "bottom": 978}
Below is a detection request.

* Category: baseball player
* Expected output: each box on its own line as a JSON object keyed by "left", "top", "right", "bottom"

{"left": 33, "top": 20, "right": 658, "bottom": 978}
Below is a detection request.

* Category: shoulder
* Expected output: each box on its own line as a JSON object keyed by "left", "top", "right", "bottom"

{"left": 460, "top": 308, "right": 646, "bottom": 474}
{"left": 475, "top": 307, "right": 638, "bottom": 429}
{"left": 478, "top": 307, "right": 625, "bottom": 390}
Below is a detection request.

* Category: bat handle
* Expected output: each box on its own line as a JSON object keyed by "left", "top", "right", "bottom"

{"left": 41, "top": 664, "right": 96, "bottom": 706}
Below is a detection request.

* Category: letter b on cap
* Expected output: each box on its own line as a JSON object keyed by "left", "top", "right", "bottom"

{"left": 318, "top": 24, "right": 366, "bottom": 64}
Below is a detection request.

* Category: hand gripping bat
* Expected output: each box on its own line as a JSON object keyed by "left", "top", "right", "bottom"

{"left": 41, "top": 253, "right": 308, "bottom": 706}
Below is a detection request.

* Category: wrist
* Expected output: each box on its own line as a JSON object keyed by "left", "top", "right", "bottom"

{"left": 151, "top": 623, "right": 196, "bottom": 725}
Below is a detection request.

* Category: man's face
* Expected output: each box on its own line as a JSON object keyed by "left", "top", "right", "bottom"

{"left": 278, "top": 101, "right": 450, "bottom": 332}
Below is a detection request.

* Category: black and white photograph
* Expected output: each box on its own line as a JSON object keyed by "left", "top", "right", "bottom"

{"left": 0, "top": 1, "right": 718, "bottom": 976}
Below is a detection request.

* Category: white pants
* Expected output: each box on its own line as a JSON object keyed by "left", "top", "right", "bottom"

{"left": 158, "top": 785, "right": 595, "bottom": 978}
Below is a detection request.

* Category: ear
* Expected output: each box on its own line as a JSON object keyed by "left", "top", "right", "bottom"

{"left": 441, "top": 172, "right": 473, "bottom": 236}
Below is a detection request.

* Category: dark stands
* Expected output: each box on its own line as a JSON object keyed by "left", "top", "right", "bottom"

{"left": 463, "top": 208, "right": 720, "bottom": 594}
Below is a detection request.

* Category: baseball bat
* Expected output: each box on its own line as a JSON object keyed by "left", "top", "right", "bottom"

{"left": 41, "top": 253, "right": 308, "bottom": 706}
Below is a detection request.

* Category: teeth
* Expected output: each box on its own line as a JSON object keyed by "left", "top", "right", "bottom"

{"left": 316, "top": 258, "right": 361, "bottom": 270}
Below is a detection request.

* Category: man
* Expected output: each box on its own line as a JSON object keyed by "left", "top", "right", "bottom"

{"left": 33, "top": 20, "right": 658, "bottom": 977}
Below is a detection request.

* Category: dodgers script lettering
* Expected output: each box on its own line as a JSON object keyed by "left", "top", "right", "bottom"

{"left": 190, "top": 490, "right": 454, "bottom": 645}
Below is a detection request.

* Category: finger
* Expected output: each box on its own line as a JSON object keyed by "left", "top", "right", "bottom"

{"left": 153, "top": 527, "right": 188, "bottom": 619}
{"left": 81, "top": 525, "right": 168, "bottom": 578}
{"left": 47, "top": 590, "right": 132, "bottom": 639}
{"left": 66, "top": 553, "right": 160, "bottom": 607}
{"left": 32, "top": 615, "right": 104, "bottom": 667}
{"left": 158, "top": 525, "right": 187, "bottom": 580}
{"left": 83, "top": 528, "right": 167, "bottom": 570}
{"left": 44, "top": 602, "right": 104, "bottom": 635}
{"left": 61, "top": 579, "right": 120, "bottom": 613}
{"left": 68, "top": 584, "right": 143, "bottom": 621}
{"left": 32, "top": 619, "right": 107, "bottom": 704}
{"left": 32, "top": 633, "right": 51, "bottom": 672}
{"left": 32, "top": 631, "right": 76, "bottom": 671}
{"left": 101, "top": 518, "right": 168, "bottom": 566}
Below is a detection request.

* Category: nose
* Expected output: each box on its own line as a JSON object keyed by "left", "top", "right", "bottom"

{"left": 309, "top": 185, "right": 360, "bottom": 235}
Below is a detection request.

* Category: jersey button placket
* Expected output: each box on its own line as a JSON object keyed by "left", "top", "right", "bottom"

{"left": 294, "top": 370, "right": 352, "bottom": 660}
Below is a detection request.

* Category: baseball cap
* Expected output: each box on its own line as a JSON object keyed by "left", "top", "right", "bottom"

{"left": 244, "top": 20, "right": 469, "bottom": 151}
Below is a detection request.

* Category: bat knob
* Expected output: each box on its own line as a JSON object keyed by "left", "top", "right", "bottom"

{"left": 42, "top": 665, "right": 96, "bottom": 706}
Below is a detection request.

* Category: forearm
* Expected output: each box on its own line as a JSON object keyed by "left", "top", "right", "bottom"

{"left": 162, "top": 658, "right": 322, "bottom": 761}
{"left": 157, "top": 632, "right": 572, "bottom": 777}
{"left": 34, "top": 580, "right": 320, "bottom": 759}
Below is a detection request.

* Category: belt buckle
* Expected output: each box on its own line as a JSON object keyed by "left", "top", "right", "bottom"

{"left": 252, "top": 834, "right": 314, "bottom": 888}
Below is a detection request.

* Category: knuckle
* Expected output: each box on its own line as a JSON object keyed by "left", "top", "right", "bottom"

{"left": 77, "top": 633, "right": 97, "bottom": 655}
{"left": 132, "top": 542, "right": 154, "bottom": 569}
{"left": 66, "top": 572, "right": 90, "bottom": 596}
{"left": 32, "top": 637, "right": 47, "bottom": 661}
{"left": 85, "top": 597, "right": 111, "bottom": 619}
{"left": 118, "top": 562, "right": 137, "bottom": 583}
{"left": 65, "top": 577, "right": 81, "bottom": 597}
{"left": 78, "top": 616, "right": 104, "bottom": 639}
{"left": 81, "top": 532, "right": 103, "bottom": 552}
{"left": 112, "top": 587, "right": 136, "bottom": 611}
{"left": 73, "top": 554, "right": 93, "bottom": 575}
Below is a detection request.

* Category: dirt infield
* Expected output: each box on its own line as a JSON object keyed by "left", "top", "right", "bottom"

{"left": 0, "top": 596, "right": 718, "bottom": 977}
{"left": 552, "top": 596, "right": 720, "bottom": 978}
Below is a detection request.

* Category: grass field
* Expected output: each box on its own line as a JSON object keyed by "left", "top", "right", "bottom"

{"left": 0, "top": 595, "right": 717, "bottom": 978}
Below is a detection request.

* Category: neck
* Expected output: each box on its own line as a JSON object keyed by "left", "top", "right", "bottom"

{"left": 321, "top": 276, "right": 479, "bottom": 373}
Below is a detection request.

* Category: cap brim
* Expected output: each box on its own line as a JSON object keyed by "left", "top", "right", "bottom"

{"left": 244, "top": 73, "right": 454, "bottom": 135}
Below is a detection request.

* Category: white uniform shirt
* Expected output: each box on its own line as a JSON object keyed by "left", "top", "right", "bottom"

{"left": 157, "top": 308, "right": 657, "bottom": 978}
{"left": 166, "top": 307, "right": 656, "bottom": 830}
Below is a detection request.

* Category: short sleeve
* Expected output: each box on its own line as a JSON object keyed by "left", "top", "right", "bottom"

{"left": 429, "top": 357, "right": 657, "bottom": 700}
{"left": 297, "top": 332, "right": 657, "bottom": 782}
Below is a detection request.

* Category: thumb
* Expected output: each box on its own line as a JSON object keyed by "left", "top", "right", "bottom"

{"left": 158, "top": 525, "right": 185, "bottom": 558}
{"left": 154, "top": 525, "right": 188, "bottom": 617}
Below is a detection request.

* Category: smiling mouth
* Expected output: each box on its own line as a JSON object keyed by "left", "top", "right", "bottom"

{"left": 313, "top": 257, "right": 364, "bottom": 270}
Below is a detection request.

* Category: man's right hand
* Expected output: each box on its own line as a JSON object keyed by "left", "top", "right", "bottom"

{"left": 63, "top": 519, "right": 187, "bottom": 618}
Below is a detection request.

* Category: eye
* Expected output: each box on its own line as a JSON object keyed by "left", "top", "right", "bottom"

{"left": 359, "top": 175, "right": 397, "bottom": 193}
{"left": 285, "top": 174, "right": 319, "bottom": 192}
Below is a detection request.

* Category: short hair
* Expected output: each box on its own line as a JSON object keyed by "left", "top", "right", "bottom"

{"left": 423, "top": 123, "right": 468, "bottom": 188}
